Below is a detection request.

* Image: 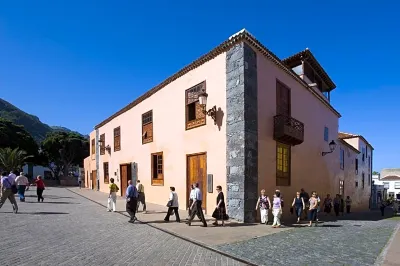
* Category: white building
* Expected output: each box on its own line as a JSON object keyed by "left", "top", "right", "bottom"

{"left": 22, "top": 164, "right": 53, "bottom": 179}
{"left": 373, "top": 169, "right": 400, "bottom": 200}
{"left": 338, "top": 132, "right": 374, "bottom": 208}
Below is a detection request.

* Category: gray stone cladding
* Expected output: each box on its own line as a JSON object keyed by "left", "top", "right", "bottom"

{"left": 226, "top": 42, "right": 258, "bottom": 223}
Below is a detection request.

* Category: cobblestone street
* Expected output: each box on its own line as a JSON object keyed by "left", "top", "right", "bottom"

{"left": 216, "top": 217, "right": 399, "bottom": 266}
{"left": 0, "top": 187, "right": 244, "bottom": 266}
{"left": 1, "top": 187, "right": 399, "bottom": 266}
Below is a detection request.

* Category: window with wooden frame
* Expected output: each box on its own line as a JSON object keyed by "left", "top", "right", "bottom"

{"left": 142, "top": 110, "right": 153, "bottom": 144}
{"left": 276, "top": 80, "right": 291, "bottom": 117}
{"left": 185, "top": 81, "right": 206, "bottom": 130}
{"left": 100, "top": 134, "right": 105, "bottom": 155}
{"left": 91, "top": 139, "right": 95, "bottom": 155}
{"left": 276, "top": 142, "right": 291, "bottom": 186}
{"left": 114, "top": 126, "right": 121, "bottom": 152}
{"left": 151, "top": 152, "right": 164, "bottom": 186}
{"left": 103, "top": 162, "right": 109, "bottom": 184}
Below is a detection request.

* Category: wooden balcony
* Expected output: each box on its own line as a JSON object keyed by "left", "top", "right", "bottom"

{"left": 273, "top": 115, "right": 304, "bottom": 146}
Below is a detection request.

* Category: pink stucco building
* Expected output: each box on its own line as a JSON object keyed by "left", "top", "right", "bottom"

{"left": 83, "top": 29, "right": 373, "bottom": 222}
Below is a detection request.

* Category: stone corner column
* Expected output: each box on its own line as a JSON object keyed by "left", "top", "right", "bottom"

{"left": 226, "top": 42, "right": 258, "bottom": 223}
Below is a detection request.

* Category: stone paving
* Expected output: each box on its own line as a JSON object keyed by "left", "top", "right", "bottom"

{"left": 0, "top": 187, "right": 246, "bottom": 266}
{"left": 216, "top": 218, "right": 400, "bottom": 266}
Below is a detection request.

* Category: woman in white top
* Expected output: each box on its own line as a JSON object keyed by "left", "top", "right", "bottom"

{"left": 164, "top": 187, "right": 180, "bottom": 222}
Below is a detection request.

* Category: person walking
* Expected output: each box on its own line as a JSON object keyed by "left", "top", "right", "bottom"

{"left": 8, "top": 170, "right": 17, "bottom": 183}
{"left": 308, "top": 192, "right": 318, "bottom": 227}
{"left": 136, "top": 180, "right": 146, "bottom": 213}
{"left": 212, "top": 185, "right": 228, "bottom": 226}
{"left": 323, "top": 194, "right": 333, "bottom": 214}
{"left": 187, "top": 183, "right": 207, "bottom": 227}
{"left": 333, "top": 194, "right": 341, "bottom": 216}
{"left": 313, "top": 193, "right": 321, "bottom": 223}
{"left": 164, "top": 187, "right": 180, "bottom": 223}
{"left": 292, "top": 191, "right": 305, "bottom": 223}
{"left": 345, "top": 196, "right": 352, "bottom": 214}
{"left": 187, "top": 184, "right": 201, "bottom": 220}
{"left": 107, "top": 178, "right": 119, "bottom": 212}
{"left": 125, "top": 180, "right": 138, "bottom": 223}
{"left": 15, "top": 172, "right": 29, "bottom": 202}
{"left": 300, "top": 188, "right": 310, "bottom": 219}
{"left": 0, "top": 171, "right": 18, "bottom": 213}
{"left": 35, "top": 175, "right": 45, "bottom": 202}
{"left": 256, "top": 189, "right": 271, "bottom": 225}
{"left": 271, "top": 191, "right": 282, "bottom": 228}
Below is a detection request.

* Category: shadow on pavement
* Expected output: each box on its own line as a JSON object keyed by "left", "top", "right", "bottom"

{"left": 24, "top": 201, "right": 79, "bottom": 205}
{"left": 24, "top": 195, "right": 74, "bottom": 200}
{"left": 2, "top": 211, "right": 69, "bottom": 215}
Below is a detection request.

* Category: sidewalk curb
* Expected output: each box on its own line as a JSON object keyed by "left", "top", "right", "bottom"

{"left": 66, "top": 188, "right": 257, "bottom": 266}
{"left": 374, "top": 222, "right": 400, "bottom": 266}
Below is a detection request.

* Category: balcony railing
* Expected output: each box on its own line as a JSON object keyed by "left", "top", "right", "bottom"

{"left": 273, "top": 115, "right": 304, "bottom": 146}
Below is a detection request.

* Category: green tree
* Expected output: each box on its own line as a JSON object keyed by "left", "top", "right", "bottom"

{"left": 0, "top": 118, "right": 39, "bottom": 159}
{"left": 41, "top": 131, "right": 89, "bottom": 178}
{"left": 372, "top": 171, "right": 380, "bottom": 175}
{"left": 0, "top": 147, "right": 33, "bottom": 172}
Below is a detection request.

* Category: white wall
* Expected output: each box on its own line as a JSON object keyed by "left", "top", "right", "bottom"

{"left": 22, "top": 164, "right": 52, "bottom": 179}
{"left": 373, "top": 175, "right": 400, "bottom": 199}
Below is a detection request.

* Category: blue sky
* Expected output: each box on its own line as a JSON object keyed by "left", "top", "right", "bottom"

{"left": 0, "top": 1, "right": 399, "bottom": 171}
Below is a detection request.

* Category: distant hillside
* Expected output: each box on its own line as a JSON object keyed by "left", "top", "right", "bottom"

{"left": 0, "top": 98, "right": 85, "bottom": 142}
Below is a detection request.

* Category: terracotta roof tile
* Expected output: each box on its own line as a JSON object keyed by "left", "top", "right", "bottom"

{"left": 381, "top": 175, "right": 400, "bottom": 181}
{"left": 338, "top": 132, "right": 374, "bottom": 150}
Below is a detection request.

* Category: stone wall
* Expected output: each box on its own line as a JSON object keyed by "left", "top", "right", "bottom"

{"left": 226, "top": 42, "right": 258, "bottom": 223}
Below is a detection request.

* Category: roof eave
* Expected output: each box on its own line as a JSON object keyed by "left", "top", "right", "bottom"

{"left": 94, "top": 30, "right": 341, "bottom": 129}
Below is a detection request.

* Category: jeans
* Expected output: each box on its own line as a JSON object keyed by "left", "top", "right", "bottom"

{"left": 308, "top": 209, "right": 317, "bottom": 221}
{"left": 295, "top": 207, "right": 303, "bottom": 218}
{"left": 17, "top": 185, "right": 26, "bottom": 201}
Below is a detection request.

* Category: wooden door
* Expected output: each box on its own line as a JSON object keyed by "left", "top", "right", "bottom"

{"left": 186, "top": 153, "right": 207, "bottom": 213}
{"left": 120, "top": 164, "right": 131, "bottom": 197}
{"left": 92, "top": 170, "right": 97, "bottom": 190}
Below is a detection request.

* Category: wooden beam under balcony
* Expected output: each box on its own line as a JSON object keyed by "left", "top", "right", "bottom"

{"left": 273, "top": 115, "right": 304, "bottom": 146}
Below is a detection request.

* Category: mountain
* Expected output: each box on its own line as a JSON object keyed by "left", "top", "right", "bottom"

{"left": 0, "top": 98, "right": 85, "bottom": 142}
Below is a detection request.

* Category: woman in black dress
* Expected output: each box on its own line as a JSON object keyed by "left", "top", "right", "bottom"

{"left": 212, "top": 185, "right": 228, "bottom": 226}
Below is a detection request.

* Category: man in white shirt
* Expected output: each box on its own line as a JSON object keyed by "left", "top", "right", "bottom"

{"left": 136, "top": 180, "right": 146, "bottom": 213}
{"left": 187, "top": 183, "right": 207, "bottom": 227}
{"left": 187, "top": 185, "right": 201, "bottom": 220}
{"left": 15, "top": 172, "right": 29, "bottom": 202}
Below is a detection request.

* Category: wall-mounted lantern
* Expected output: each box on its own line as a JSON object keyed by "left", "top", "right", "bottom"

{"left": 98, "top": 139, "right": 111, "bottom": 154}
{"left": 198, "top": 90, "right": 217, "bottom": 124}
{"left": 322, "top": 140, "right": 337, "bottom": 156}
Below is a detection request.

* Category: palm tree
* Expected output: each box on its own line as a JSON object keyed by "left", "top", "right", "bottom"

{"left": 0, "top": 147, "right": 33, "bottom": 172}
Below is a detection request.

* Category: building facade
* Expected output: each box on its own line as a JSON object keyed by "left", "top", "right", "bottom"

{"left": 83, "top": 29, "right": 371, "bottom": 222}
{"left": 338, "top": 132, "right": 374, "bottom": 210}
{"left": 373, "top": 169, "right": 400, "bottom": 200}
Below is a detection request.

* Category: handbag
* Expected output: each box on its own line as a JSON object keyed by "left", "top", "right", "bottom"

{"left": 167, "top": 200, "right": 173, "bottom": 207}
